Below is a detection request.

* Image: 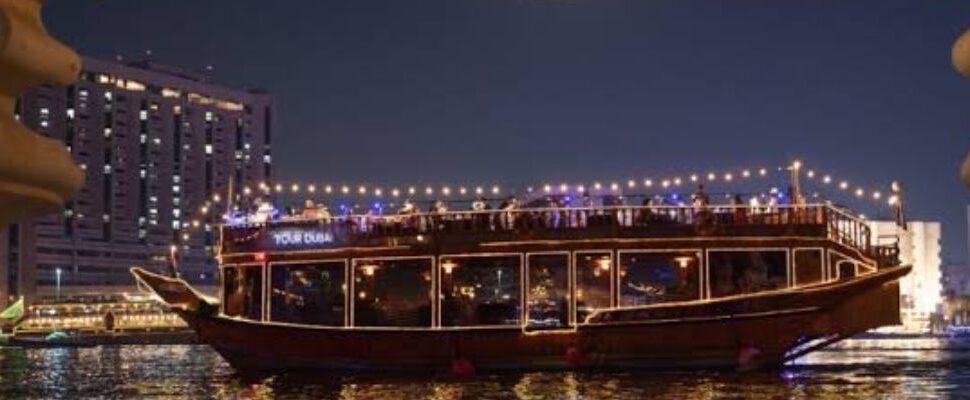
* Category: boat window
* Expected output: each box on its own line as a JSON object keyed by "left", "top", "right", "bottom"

{"left": 708, "top": 250, "right": 788, "bottom": 298}
{"left": 793, "top": 249, "right": 824, "bottom": 287}
{"left": 576, "top": 252, "right": 612, "bottom": 323}
{"left": 440, "top": 255, "right": 521, "bottom": 327}
{"left": 353, "top": 258, "right": 432, "bottom": 327}
{"left": 828, "top": 252, "right": 848, "bottom": 281}
{"left": 222, "top": 265, "right": 263, "bottom": 321}
{"left": 838, "top": 260, "right": 857, "bottom": 280}
{"left": 619, "top": 251, "right": 700, "bottom": 306}
{"left": 270, "top": 262, "right": 346, "bottom": 326}
{"left": 526, "top": 254, "right": 570, "bottom": 329}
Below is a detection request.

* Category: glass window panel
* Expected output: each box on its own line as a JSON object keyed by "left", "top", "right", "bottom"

{"left": 222, "top": 265, "right": 262, "bottom": 320}
{"left": 270, "top": 262, "right": 346, "bottom": 326}
{"left": 838, "top": 261, "right": 856, "bottom": 280}
{"left": 526, "top": 254, "right": 570, "bottom": 328}
{"left": 576, "top": 252, "right": 612, "bottom": 323}
{"left": 709, "top": 250, "right": 787, "bottom": 298}
{"left": 441, "top": 255, "right": 521, "bottom": 327}
{"left": 353, "top": 258, "right": 432, "bottom": 327}
{"left": 619, "top": 251, "right": 700, "bottom": 306}
{"left": 829, "top": 252, "right": 848, "bottom": 281}
{"left": 222, "top": 266, "right": 241, "bottom": 317}
{"left": 794, "top": 249, "right": 824, "bottom": 286}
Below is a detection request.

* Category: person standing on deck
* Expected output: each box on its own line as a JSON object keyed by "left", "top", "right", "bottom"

{"left": 691, "top": 184, "right": 710, "bottom": 224}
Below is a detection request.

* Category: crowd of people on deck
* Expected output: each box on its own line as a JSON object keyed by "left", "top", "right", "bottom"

{"left": 225, "top": 184, "right": 820, "bottom": 234}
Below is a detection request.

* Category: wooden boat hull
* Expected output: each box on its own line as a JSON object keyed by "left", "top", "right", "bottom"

{"left": 135, "top": 266, "right": 908, "bottom": 372}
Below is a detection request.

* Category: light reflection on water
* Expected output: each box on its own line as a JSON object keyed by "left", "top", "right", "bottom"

{"left": 0, "top": 338, "right": 967, "bottom": 399}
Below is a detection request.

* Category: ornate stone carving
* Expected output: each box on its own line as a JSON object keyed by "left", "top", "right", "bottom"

{"left": 0, "top": 0, "right": 83, "bottom": 226}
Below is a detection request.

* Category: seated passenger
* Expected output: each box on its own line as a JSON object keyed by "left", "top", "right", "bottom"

{"left": 692, "top": 184, "right": 710, "bottom": 211}
{"left": 250, "top": 198, "right": 277, "bottom": 224}
{"left": 398, "top": 200, "right": 418, "bottom": 215}
{"left": 731, "top": 194, "right": 747, "bottom": 223}
{"left": 472, "top": 196, "right": 487, "bottom": 211}
{"left": 637, "top": 197, "right": 654, "bottom": 225}
{"left": 498, "top": 196, "right": 517, "bottom": 229}
{"left": 318, "top": 205, "right": 332, "bottom": 222}
{"left": 434, "top": 200, "right": 448, "bottom": 214}
{"left": 472, "top": 196, "right": 490, "bottom": 229}
{"left": 301, "top": 199, "right": 320, "bottom": 219}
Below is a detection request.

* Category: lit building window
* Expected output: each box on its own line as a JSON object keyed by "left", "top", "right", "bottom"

{"left": 173, "top": 209, "right": 181, "bottom": 218}
{"left": 140, "top": 169, "right": 147, "bottom": 179}
{"left": 40, "top": 107, "right": 49, "bottom": 116}
{"left": 104, "top": 91, "right": 113, "bottom": 101}
{"left": 152, "top": 138, "right": 161, "bottom": 146}
{"left": 103, "top": 164, "right": 112, "bottom": 174}
{"left": 40, "top": 120, "right": 49, "bottom": 128}
{"left": 173, "top": 175, "right": 181, "bottom": 183}
{"left": 66, "top": 108, "right": 75, "bottom": 119}
{"left": 104, "top": 128, "right": 112, "bottom": 138}
{"left": 172, "top": 221, "right": 180, "bottom": 230}
{"left": 139, "top": 110, "right": 148, "bottom": 120}
{"left": 205, "top": 144, "right": 213, "bottom": 155}
{"left": 263, "top": 155, "right": 271, "bottom": 164}
{"left": 205, "top": 111, "right": 213, "bottom": 122}
{"left": 125, "top": 80, "right": 146, "bottom": 91}
{"left": 173, "top": 185, "right": 181, "bottom": 194}
{"left": 102, "top": 214, "right": 110, "bottom": 222}
{"left": 140, "top": 134, "right": 147, "bottom": 144}
{"left": 162, "top": 88, "right": 181, "bottom": 98}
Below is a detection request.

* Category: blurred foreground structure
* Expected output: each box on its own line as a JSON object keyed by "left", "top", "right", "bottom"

{"left": 0, "top": 0, "right": 83, "bottom": 307}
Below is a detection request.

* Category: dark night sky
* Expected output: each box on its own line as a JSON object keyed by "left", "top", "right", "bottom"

{"left": 44, "top": 1, "right": 970, "bottom": 261}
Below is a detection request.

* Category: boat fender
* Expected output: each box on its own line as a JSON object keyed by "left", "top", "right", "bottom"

{"left": 451, "top": 357, "right": 475, "bottom": 378}
{"left": 565, "top": 346, "right": 584, "bottom": 368}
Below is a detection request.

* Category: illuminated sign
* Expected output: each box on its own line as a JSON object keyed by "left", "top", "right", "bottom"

{"left": 271, "top": 229, "right": 334, "bottom": 248}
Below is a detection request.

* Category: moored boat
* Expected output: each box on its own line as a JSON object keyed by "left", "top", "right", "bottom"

{"left": 132, "top": 171, "right": 910, "bottom": 373}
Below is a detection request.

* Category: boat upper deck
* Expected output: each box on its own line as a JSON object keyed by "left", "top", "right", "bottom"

{"left": 220, "top": 203, "right": 890, "bottom": 262}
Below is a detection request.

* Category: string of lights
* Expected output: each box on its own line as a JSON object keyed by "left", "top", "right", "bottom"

{"left": 172, "top": 160, "right": 904, "bottom": 247}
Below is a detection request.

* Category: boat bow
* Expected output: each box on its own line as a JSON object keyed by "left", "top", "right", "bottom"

{"left": 130, "top": 267, "right": 218, "bottom": 312}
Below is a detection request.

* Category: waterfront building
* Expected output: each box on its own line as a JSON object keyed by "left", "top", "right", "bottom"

{"left": 869, "top": 221, "right": 943, "bottom": 333}
{"left": 943, "top": 262, "right": 970, "bottom": 297}
{"left": 0, "top": 56, "right": 274, "bottom": 305}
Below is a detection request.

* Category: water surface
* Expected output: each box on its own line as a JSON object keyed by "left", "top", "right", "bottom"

{"left": 0, "top": 338, "right": 966, "bottom": 399}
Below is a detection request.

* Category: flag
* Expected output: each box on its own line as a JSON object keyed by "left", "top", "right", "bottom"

{"left": 0, "top": 297, "right": 25, "bottom": 321}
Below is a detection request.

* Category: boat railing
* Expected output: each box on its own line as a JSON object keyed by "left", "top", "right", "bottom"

{"left": 224, "top": 203, "right": 876, "bottom": 256}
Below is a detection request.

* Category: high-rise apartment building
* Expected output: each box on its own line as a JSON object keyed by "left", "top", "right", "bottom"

{"left": 0, "top": 56, "right": 274, "bottom": 303}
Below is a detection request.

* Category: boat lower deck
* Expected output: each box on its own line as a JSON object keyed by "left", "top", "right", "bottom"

{"left": 149, "top": 265, "right": 906, "bottom": 372}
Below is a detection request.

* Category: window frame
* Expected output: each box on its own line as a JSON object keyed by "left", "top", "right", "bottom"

{"left": 704, "top": 247, "right": 791, "bottom": 299}
{"left": 267, "top": 258, "right": 349, "bottom": 327}
{"left": 525, "top": 251, "right": 573, "bottom": 328}
{"left": 437, "top": 252, "right": 524, "bottom": 329}
{"left": 616, "top": 248, "right": 704, "bottom": 307}
{"left": 350, "top": 255, "right": 436, "bottom": 329}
